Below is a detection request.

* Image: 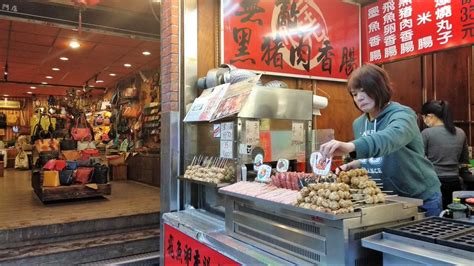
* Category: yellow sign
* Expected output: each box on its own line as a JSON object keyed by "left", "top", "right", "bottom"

{"left": 0, "top": 100, "right": 21, "bottom": 109}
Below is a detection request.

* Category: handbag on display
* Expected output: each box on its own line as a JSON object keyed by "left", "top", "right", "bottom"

{"left": 122, "top": 105, "right": 141, "bottom": 118}
{"left": 119, "top": 138, "right": 128, "bottom": 152}
{"left": 34, "top": 138, "right": 59, "bottom": 152}
{"left": 60, "top": 135, "right": 77, "bottom": 151}
{"left": 81, "top": 149, "right": 100, "bottom": 160}
{"left": 122, "top": 85, "right": 138, "bottom": 99}
{"left": 31, "top": 115, "right": 55, "bottom": 143}
{"left": 6, "top": 111, "right": 18, "bottom": 126}
{"left": 77, "top": 140, "right": 96, "bottom": 151}
{"left": 77, "top": 159, "right": 92, "bottom": 167}
{"left": 59, "top": 170, "right": 74, "bottom": 186}
{"left": 42, "top": 159, "right": 67, "bottom": 171}
{"left": 43, "top": 171, "right": 60, "bottom": 187}
{"left": 66, "top": 160, "right": 79, "bottom": 170}
{"left": 71, "top": 114, "right": 92, "bottom": 141}
{"left": 62, "top": 150, "right": 81, "bottom": 161}
{"left": 75, "top": 167, "right": 94, "bottom": 184}
{"left": 36, "top": 151, "right": 60, "bottom": 168}
{"left": 15, "top": 151, "right": 29, "bottom": 170}
{"left": 92, "top": 164, "right": 108, "bottom": 184}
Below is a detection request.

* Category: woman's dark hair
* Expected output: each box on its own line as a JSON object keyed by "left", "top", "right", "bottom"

{"left": 347, "top": 63, "right": 393, "bottom": 110}
{"left": 421, "top": 100, "right": 456, "bottom": 134}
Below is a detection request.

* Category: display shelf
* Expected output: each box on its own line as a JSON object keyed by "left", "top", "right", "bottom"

{"left": 31, "top": 170, "right": 111, "bottom": 202}
{"left": 178, "top": 176, "right": 231, "bottom": 188}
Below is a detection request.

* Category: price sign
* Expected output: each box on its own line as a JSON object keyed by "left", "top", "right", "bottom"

{"left": 245, "top": 120, "right": 260, "bottom": 146}
{"left": 311, "top": 152, "right": 332, "bottom": 176}
{"left": 220, "top": 140, "right": 233, "bottom": 159}
{"left": 256, "top": 164, "right": 272, "bottom": 183}
{"left": 221, "top": 122, "right": 234, "bottom": 141}
{"left": 253, "top": 153, "right": 263, "bottom": 171}
{"left": 276, "top": 159, "right": 289, "bottom": 173}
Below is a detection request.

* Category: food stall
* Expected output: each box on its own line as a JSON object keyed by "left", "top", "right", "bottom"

{"left": 161, "top": 76, "right": 425, "bottom": 265}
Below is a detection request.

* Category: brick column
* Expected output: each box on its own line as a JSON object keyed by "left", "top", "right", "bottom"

{"left": 160, "top": 0, "right": 181, "bottom": 216}
{"left": 161, "top": 0, "right": 180, "bottom": 112}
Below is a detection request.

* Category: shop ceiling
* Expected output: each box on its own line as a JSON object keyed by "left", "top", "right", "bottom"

{"left": 0, "top": 0, "right": 161, "bottom": 97}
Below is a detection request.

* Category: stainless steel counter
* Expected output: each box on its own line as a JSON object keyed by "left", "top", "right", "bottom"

{"left": 362, "top": 232, "right": 474, "bottom": 265}
{"left": 221, "top": 189, "right": 422, "bottom": 265}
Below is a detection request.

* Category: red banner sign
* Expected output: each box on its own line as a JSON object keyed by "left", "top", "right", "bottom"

{"left": 362, "top": 0, "right": 474, "bottom": 64}
{"left": 222, "top": 0, "right": 360, "bottom": 81}
{"left": 163, "top": 224, "right": 239, "bottom": 266}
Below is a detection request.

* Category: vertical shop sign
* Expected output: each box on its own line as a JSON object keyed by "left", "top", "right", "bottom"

{"left": 222, "top": 0, "right": 360, "bottom": 81}
{"left": 362, "top": 0, "right": 474, "bottom": 64}
{"left": 164, "top": 224, "right": 239, "bottom": 266}
{"left": 220, "top": 122, "right": 234, "bottom": 158}
{"left": 245, "top": 120, "right": 260, "bottom": 146}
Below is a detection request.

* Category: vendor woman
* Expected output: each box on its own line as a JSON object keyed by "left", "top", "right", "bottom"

{"left": 320, "top": 64, "right": 442, "bottom": 217}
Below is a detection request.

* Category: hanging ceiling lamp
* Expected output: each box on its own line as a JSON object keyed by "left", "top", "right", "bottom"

{"left": 70, "top": 0, "right": 101, "bottom": 48}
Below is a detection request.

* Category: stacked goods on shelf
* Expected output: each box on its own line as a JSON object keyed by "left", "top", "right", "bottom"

{"left": 184, "top": 155, "right": 235, "bottom": 184}
{"left": 296, "top": 182, "right": 354, "bottom": 214}
{"left": 143, "top": 102, "right": 160, "bottom": 134}
{"left": 338, "top": 169, "right": 387, "bottom": 204}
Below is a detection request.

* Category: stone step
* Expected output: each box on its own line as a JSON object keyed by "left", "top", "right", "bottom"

{"left": 0, "top": 212, "right": 160, "bottom": 249}
{"left": 0, "top": 227, "right": 160, "bottom": 265}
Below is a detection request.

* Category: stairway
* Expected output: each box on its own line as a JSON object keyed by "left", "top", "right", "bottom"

{"left": 0, "top": 212, "right": 160, "bottom": 265}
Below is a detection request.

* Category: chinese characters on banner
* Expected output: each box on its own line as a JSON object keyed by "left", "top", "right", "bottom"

{"left": 164, "top": 224, "right": 239, "bottom": 266}
{"left": 222, "top": 0, "right": 360, "bottom": 81}
{"left": 362, "top": 0, "right": 474, "bottom": 64}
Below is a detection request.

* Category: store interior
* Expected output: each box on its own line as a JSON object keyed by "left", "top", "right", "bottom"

{"left": 0, "top": 1, "right": 161, "bottom": 262}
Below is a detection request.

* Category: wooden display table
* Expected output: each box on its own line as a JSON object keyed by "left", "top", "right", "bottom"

{"left": 31, "top": 170, "right": 111, "bottom": 202}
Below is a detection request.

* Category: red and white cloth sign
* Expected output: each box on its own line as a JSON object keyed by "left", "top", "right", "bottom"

{"left": 222, "top": 0, "right": 360, "bottom": 81}
{"left": 362, "top": 0, "right": 474, "bottom": 64}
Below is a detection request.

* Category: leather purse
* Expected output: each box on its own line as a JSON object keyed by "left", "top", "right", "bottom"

{"left": 60, "top": 133, "right": 77, "bottom": 151}
{"left": 77, "top": 140, "right": 96, "bottom": 151}
{"left": 71, "top": 115, "right": 92, "bottom": 141}
{"left": 59, "top": 170, "right": 74, "bottom": 186}
{"left": 92, "top": 164, "right": 108, "bottom": 184}
{"left": 43, "top": 159, "right": 67, "bottom": 171}
{"left": 66, "top": 160, "right": 78, "bottom": 170}
{"left": 123, "top": 105, "right": 141, "bottom": 118}
{"left": 122, "top": 86, "right": 138, "bottom": 99}
{"left": 43, "top": 171, "right": 60, "bottom": 187}
{"left": 62, "top": 150, "right": 81, "bottom": 161}
{"left": 35, "top": 138, "right": 59, "bottom": 152}
{"left": 81, "top": 149, "right": 100, "bottom": 160}
{"left": 36, "top": 151, "right": 60, "bottom": 168}
{"left": 75, "top": 167, "right": 94, "bottom": 184}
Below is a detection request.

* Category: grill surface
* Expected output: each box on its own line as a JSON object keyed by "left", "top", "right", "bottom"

{"left": 384, "top": 217, "right": 473, "bottom": 251}
{"left": 437, "top": 228, "right": 474, "bottom": 252}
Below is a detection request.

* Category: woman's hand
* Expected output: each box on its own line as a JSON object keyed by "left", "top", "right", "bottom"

{"left": 335, "top": 160, "right": 361, "bottom": 174}
{"left": 319, "top": 140, "right": 355, "bottom": 159}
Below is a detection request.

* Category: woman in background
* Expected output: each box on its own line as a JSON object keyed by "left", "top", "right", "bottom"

{"left": 421, "top": 100, "right": 469, "bottom": 209}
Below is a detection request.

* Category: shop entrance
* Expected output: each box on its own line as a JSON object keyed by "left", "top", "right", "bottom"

{"left": 0, "top": 1, "right": 161, "bottom": 263}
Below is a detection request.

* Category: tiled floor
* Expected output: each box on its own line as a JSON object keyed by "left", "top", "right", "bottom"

{"left": 0, "top": 168, "right": 160, "bottom": 230}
